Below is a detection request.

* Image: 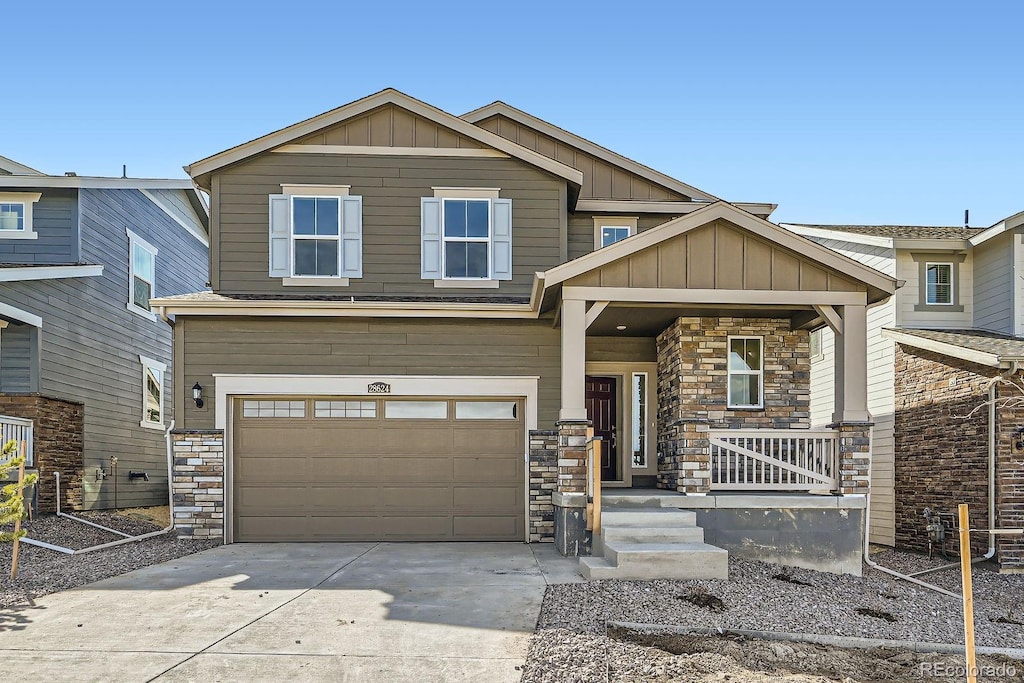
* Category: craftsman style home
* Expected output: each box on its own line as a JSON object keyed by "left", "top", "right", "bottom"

{"left": 156, "top": 89, "right": 896, "bottom": 578}
{"left": 0, "top": 155, "right": 209, "bottom": 512}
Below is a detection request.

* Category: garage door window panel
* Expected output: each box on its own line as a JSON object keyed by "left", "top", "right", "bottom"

{"left": 384, "top": 400, "right": 448, "bottom": 419}
{"left": 455, "top": 401, "right": 517, "bottom": 420}
{"left": 242, "top": 400, "right": 306, "bottom": 418}
{"left": 314, "top": 400, "right": 377, "bottom": 418}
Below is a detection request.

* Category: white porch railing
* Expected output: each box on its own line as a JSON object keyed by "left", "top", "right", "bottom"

{"left": 1, "top": 415, "right": 33, "bottom": 466}
{"left": 709, "top": 428, "right": 838, "bottom": 492}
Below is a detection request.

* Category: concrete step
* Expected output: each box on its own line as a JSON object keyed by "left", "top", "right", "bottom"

{"left": 600, "top": 507, "right": 697, "bottom": 528}
{"left": 602, "top": 492, "right": 692, "bottom": 508}
{"left": 588, "top": 541, "right": 729, "bottom": 580}
{"left": 600, "top": 525, "right": 705, "bottom": 545}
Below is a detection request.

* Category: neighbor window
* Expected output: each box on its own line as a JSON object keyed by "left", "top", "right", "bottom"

{"left": 127, "top": 229, "right": 158, "bottom": 317}
{"left": 139, "top": 356, "right": 165, "bottom": 428}
{"left": 593, "top": 216, "right": 638, "bottom": 250}
{"left": 925, "top": 262, "right": 953, "bottom": 305}
{"left": 0, "top": 192, "right": 41, "bottom": 239}
{"left": 810, "top": 329, "right": 823, "bottom": 362}
{"left": 727, "top": 336, "right": 763, "bottom": 409}
{"left": 292, "top": 196, "right": 341, "bottom": 277}
{"left": 443, "top": 199, "right": 490, "bottom": 279}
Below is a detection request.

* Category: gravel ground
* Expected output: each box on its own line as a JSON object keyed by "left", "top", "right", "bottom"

{"left": 0, "top": 509, "right": 219, "bottom": 608}
{"left": 522, "top": 550, "right": 1024, "bottom": 682}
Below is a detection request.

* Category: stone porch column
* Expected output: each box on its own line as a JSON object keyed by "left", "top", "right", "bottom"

{"left": 553, "top": 418, "right": 591, "bottom": 556}
{"left": 831, "top": 303, "right": 872, "bottom": 495}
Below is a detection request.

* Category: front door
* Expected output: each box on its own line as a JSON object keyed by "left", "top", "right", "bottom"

{"left": 585, "top": 376, "right": 618, "bottom": 481}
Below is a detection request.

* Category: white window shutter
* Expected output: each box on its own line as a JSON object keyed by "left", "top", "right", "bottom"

{"left": 491, "top": 198, "right": 513, "bottom": 281}
{"left": 268, "top": 194, "right": 290, "bottom": 277}
{"left": 421, "top": 197, "right": 442, "bottom": 279}
{"left": 340, "top": 196, "right": 363, "bottom": 278}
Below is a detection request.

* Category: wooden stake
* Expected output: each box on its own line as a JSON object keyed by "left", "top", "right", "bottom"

{"left": 958, "top": 503, "right": 978, "bottom": 683}
{"left": 10, "top": 441, "right": 27, "bottom": 580}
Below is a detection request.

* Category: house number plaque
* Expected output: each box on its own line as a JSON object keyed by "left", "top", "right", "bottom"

{"left": 367, "top": 382, "right": 391, "bottom": 394}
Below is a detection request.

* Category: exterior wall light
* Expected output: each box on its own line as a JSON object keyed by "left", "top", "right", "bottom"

{"left": 192, "top": 382, "right": 204, "bottom": 409}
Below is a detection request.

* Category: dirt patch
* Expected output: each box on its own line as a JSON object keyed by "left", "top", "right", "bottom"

{"left": 856, "top": 607, "right": 899, "bottom": 623}
{"left": 678, "top": 591, "right": 726, "bottom": 612}
{"left": 774, "top": 572, "right": 814, "bottom": 586}
{"left": 607, "top": 627, "right": 1024, "bottom": 682}
{"left": 114, "top": 506, "right": 170, "bottom": 528}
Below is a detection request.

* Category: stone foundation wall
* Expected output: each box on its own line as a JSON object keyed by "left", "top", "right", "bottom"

{"left": 528, "top": 430, "right": 557, "bottom": 542}
{"left": 656, "top": 317, "right": 810, "bottom": 493}
{"left": 171, "top": 430, "right": 224, "bottom": 539}
{"left": 0, "top": 394, "right": 84, "bottom": 512}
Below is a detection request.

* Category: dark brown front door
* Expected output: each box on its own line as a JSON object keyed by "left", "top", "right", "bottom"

{"left": 585, "top": 376, "right": 618, "bottom": 481}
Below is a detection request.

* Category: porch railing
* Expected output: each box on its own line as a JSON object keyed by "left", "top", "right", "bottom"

{"left": 1, "top": 415, "right": 33, "bottom": 466}
{"left": 709, "top": 428, "right": 838, "bottom": 492}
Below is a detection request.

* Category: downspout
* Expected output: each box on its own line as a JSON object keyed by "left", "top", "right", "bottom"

{"left": 21, "top": 420, "right": 176, "bottom": 555}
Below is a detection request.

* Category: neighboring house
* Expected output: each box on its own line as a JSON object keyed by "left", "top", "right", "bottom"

{"left": 785, "top": 218, "right": 1024, "bottom": 570}
{"left": 0, "top": 155, "right": 209, "bottom": 512}
{"left": 153, "top": 89, "right": 897, "bottom": 578}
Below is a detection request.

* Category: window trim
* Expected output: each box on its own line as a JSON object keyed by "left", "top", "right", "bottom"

{"left": 440, "top": 197, "right": 492, "bottom": 281}
{"left": 0, "top": 192, "right": 41, "bottom": 240}
{"left": 139, "top": 355, "right": 166, "bottom": 430}
{"left": 126, "top": 228, "right": 158, "bottom": 320}
{"left": 726, "top": 335, "right": 764, "bottom": 410}
{"left": 810, "top": 328, "right": 824, "bottom": 363}
{"left": 431, "top": 187, "right": 502, "bottom": 286}
{"left": 593, "top": 216, "right": 638, "bottom": 250}
{"left": 290, "top": 195, "right": 342, "bottom": 279}
{"left": 911, "top": 252, "right": 966, "bottom": 312}
{"left": 924, "top": 261, "right": 953, "bottom": 305}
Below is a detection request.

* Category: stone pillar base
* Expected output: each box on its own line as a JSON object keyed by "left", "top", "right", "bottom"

{"left": 831, "top": 421, "right": 873, "bottom": 495}
{"left": 553, "top": 491, "right": 590, "bottom": 557}
{"left": 171, "top": 430, "right": 225, "bottom": 540}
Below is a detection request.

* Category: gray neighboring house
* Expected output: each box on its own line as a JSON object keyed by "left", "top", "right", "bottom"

{"left": 0, "top": 155, "right": 209, "bottom": 511}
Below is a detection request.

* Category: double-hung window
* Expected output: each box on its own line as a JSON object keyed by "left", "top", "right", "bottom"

{"left": 292, "top": 196, "right": 341, "bottom": 278}
{"left": 268, "top": 186, "right": 362, "bottom": 285}
{"left": 139, "top": 355, "right": 165, "bottom": 429}
{"left": 127, "top": 229, "right": 158, "bottom": 318}
{"left": 727, "top": 336, "right": 764, "bottom": 409}
{"left": 443, "top": 198, "right": 490, "bottom": 279}
{"left": 421, "top": 188, "right": 512, "bottom": 287}
{"left": 925, "top": 262, "right": 953, "bottom": 305}
{"left": 0, "top": 192, "right": 41, "bottom": 240}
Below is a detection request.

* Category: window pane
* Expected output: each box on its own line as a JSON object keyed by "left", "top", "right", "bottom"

{"left": 601, "top": 226, "right": 630, "bottom": 247}
{"left": 385, "top": 401, "right": 447, "bottom": 419}
{"left": 293, "top": 198, "right": 316, "bottom": 235}
{"left": 810, "top": 329, "right": 821, "bottom": 358}
{"left": 0, "top": 203, "right": 24, "bottom": 230}
{"left": 445, "top": 241, "right": 467, "bottom": 278}
{"left": 729, "top": 339, "right": 762, "bottom": 372}
{"left": 133, "top": 243, "right": 154, "bottom": 280}
{"left": 242, "top": 400, "right": 305, "bottom": 418}
{"left": 314, "top": 400, "right": 377, "bottom": 418}
{"left": 444, "top": 200, "right": 467, "bottom": 237}
{"left": 466, "top": 200, "right": 489, "bottom": 237}
{"left": 631, "top": 373, "right": 646, "bottom": 466}
{"left": 144, "top": 366, "right": 161, "bottom": 423}
{"left": 455, "top": 401, "right": 517, "bottom": 419}
{"left": 730, "top": 374, "right": 760, "bottom": 407}
{"left": 926, "top": 264, "right": 952, "bottom": 304}
{"left": 133, "top": 276, "right": 152, "bottom": 310}
{"left": 294, "top": 239, "right": 339, "bottom": 276}
{"left": 465, "top": 242, "right": 488, "bottom": 278}
{"left": 315, "top": 197, "right": 339, "bottom": 236}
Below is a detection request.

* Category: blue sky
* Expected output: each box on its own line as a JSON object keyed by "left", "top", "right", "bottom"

{"left": 4, "top": 1, "right": 1021, "bottom": 226}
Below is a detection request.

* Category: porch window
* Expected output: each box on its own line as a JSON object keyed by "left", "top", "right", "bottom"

{"left": 727, "top": 336, "right": 763, "bottom": 409}
{"left": 925, "top": 262, "right": 953, "bottom": 305}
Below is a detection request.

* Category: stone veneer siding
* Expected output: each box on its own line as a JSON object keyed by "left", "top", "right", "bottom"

{"left": 528, "top": 430, "right": 557, "bottom": 542}
{"left": 171, "top": 430, "right": 224, "bottom": 539}
{"left": 0, "top": 394, "right": 84, "bottom": 512}
{"left": 894, "top": 345, "right": 1024, "bottom": 567}
{"left": 656, "top": 317, "right": 811, "bottom": 493}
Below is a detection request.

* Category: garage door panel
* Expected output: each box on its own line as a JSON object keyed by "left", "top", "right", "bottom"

{"left": 235, "top": 456, "right": 307, "bottom": 482}
{"left": 236, "top": 485, "right": 308, "bottom": 515}
{"left": 453, "top": 456, "right": 519, "bottom": 482}
{"left": 379, "top": 427, "right": 452, "bottom": 454}
{"left": 455, "top": 485, "right": 520, "bottom": 510}
{"left": 380, "top": 516, "right": 452, "bottom": 538}
{"left": 307, "top": 515, "right": 382, "bottom": 540}
{"left": 378, "top": 486, "right": 452, "bottom": 509}
{"left": 314, "top": 427, "right": 382, "bottom": 455}
{"left": 307, "top": 485, "right": 380, "bottom": 510}
{"left": 308, "top": 456, "right": 380, "bottom": 481}
{"left": 379, "top": 456, "right": 453, "bottom": 482}
{"left": 453, "top": 515, "right": 520, "bottom": 539}
{"left": 452, "top": 428, "right": 522, "bottom": 453}
{"left": 236, "top": 515, "right": 312, "bottom": 541}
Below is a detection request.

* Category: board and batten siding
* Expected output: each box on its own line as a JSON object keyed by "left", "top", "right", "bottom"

{"left": 972, "top": 232, "right": 1014, "bottom": 335}
{"left": 806, "top": 236, "right": 897, "bottom": 546}
{"left": 213, "top": 154, "right": 563, "bottom": 297}
{"left": 895, "top": 249, "right": 974, "bottom": 329}
{"left": 0, "top": 187, "right": 78, "bottom": 264}
{"left": 0, "top": 188, "right": 209, "bottom": 509}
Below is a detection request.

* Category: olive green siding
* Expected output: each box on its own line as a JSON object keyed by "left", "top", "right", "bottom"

{"left": 214, "top": 154, "right": 563, "bottom": 297}
{"left": 295, "top": 104, "right": 484, "bottom": 149}
{"left": 176, "top": 316, "right": 655, "bottom": 430}
{"left": 568, "top": 212, "right": 676, "bottom": 261}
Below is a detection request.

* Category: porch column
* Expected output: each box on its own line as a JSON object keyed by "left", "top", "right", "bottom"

{"left": 832, "top": 303, "right": 870, "bottom": 424}
{"left": 560, "top": 298, "right": 587, "bottom": 420}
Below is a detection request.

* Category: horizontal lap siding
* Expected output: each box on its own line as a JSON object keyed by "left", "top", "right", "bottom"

{"left": 568, "top": 213, "right": 674, "bottom": 261}
{"left": 0, "top": 322, "right": 34, "bottom": 391}
{"left": 215, "top": 154, "right": 562, "bottom": 297}
{"left": 896, "top": 250, "right": 974, "bottom": 328}
{"left": 972, "top": 233, "right": 1013, "bottom": 334}
{"left": 179, "top": 317, "right": 563, "bottom": 429}
{"left": 0, "top": 188, "right": 78, "bottom": 264}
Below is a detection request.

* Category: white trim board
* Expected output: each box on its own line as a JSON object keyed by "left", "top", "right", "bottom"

{"left": 0, "top": 264, "right": 103, "bottom": 282}
{"left": 0, "top": 301, "right": 42, "bottom": 327}
{"left": 0, "top": 176, "right": 194, "bottom": 190}
{"left": 780, "top": 224, "right": 895, "bottom": 249}
{"left": 274, "top": 144, "right": 510, "bottom": 158}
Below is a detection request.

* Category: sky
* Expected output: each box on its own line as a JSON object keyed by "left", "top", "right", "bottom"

{"left": 3, "top": 1, "right": 1021, "bottom": 227}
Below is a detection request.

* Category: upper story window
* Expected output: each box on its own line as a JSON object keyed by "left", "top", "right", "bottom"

{"left": 269, "top": 185, "right": 363, "bottom": 286}
{"left": 593, "top": 216, "right": 638, "bottom": 250}
{"left": 139, "top": 355, "right": 165, "bottom": 429}
{"left": 0, "top": 192, "right": 41, "bottom": 240}
{"left": 727, "top": 336, "right": 764, "bottom": 409}
{"left": 925, "top": 262, "right": 953, "bottom": 305}
{"left": 127, "top": 229, "right": 158, "bottom": 319}
{"left": 421, "top": 188, "right": 512, "bottom": 288}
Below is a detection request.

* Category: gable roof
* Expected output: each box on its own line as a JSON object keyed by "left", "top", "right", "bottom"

{"left": 186, "top": 89, "right": 584, "bottom": 191}
{"left": 0, "top": 155, "right": 44, "bottom": 175}
{"left": 462, "top": 101, "right": 721, "bottom": 203}
{"left": 968, "top": 209, "right": 1024, "bottom": 246}
{"left": 543, "top": 202, "right": 897, "bottom": 303}
{"left": 883, "top": 327, "right": 1024, "bottom": 368}
{"left": 785, "top": 223, "right": 984, "bottom": 240}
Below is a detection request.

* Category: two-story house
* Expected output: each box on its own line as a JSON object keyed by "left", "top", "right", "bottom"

{"left": 154, "top": 89, "right": 898, "bottom": 579}
{"left": 786, "top": 217, "right": 1024, "bottom": 571}
{"left": 0, "top": 155, "right": 209, "bottom": 513}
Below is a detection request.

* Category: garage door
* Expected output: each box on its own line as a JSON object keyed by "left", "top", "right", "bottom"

{"left": 232, "top": 397, "right": 525, "bottom": 541}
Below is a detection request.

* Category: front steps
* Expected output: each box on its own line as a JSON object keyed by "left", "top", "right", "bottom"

{"left": 579, "top": 497, "right": 728, "bottom": 580}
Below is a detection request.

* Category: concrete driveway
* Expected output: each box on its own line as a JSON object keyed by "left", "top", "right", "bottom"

{"left": 0, "top": 542, "right": 582, "bottom": 682}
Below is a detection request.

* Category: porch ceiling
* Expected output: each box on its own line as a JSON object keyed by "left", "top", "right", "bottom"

{"left": 586, "top": 303, "right": 811, "bottom": 336}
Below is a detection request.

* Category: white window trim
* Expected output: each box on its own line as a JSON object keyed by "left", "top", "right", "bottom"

{"left": 727, "top": 335, "right": 764, "bottom": 409}
{"left": 126, "top": 228, "right": 158, "bottom": 320}
{"left": 139, "top": 355, "right": 166, "bottom": 430}
{"left": 290, "top": 195, "right": 343, "bottom": 279}
{"left": 810, "top": 328, "right": 824, "bottom": 363}
{"left": 0, "top": 192, "right": 42, "bottom": 240}
{"left": 593, "top": 216, "right": 638, "bottom": 250}
{"left": 924, "top": 261, "right": 954, "bottom": 305}
{"left": 440, "top": 197, "right": 492, "bottom": 281}
{"left": 432, "top": 187, "right": 502, "bottom": 285}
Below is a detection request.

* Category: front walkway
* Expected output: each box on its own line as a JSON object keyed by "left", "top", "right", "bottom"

{"left": 0, "top": 543, "right": 581, "bottom": 682}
